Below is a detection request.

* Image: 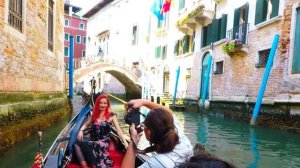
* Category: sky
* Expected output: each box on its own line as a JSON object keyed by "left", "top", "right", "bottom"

{"left": 70, "top": 0, "right": 100, "bottom": 16}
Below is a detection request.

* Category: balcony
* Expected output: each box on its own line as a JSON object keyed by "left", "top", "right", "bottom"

{"left": 226, "top": 23, "right": 249, "bottom": 44}
{"left": 176, "top": 4, "right": 214, "bottom": 35}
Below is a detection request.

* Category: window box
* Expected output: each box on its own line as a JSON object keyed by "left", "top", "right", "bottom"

{"left": 222, "top": 39, "right": 244, "bottom": 56}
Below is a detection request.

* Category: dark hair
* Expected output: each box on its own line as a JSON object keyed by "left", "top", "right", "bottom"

{"left": 176, "top": 151, "right": 237, "bottom": 168}
{"left": 143, "top": 108, "right": 179, "bottom": 153}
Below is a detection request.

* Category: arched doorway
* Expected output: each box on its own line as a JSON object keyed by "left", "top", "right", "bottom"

{"left": 200, "top": 52, "right": 210, "bottom": 99}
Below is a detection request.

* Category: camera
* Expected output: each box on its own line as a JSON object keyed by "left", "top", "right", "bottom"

{"left": 124, "top": 104, "right": 143, "bottom": 133}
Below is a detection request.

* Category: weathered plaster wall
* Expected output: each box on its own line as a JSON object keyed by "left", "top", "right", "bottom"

{"left": 0, "top": 0, "right": 64, "bottom": 92}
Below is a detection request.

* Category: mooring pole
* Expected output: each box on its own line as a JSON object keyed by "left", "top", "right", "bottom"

{"left": 172, "top": 66, "right": 180, "bottom": 107}
{"left": 200, "top": 55, "right": 212, "bottom": 109}
{"left": 250, "top": 34, "right": 279, "bottom": 126}
{"left": 68, "top": 35, "right": 74, "bottom": 99}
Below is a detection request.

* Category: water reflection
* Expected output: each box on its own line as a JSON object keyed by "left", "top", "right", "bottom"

{"left": 249, "top": 128, "right": 260, "bottom": 168}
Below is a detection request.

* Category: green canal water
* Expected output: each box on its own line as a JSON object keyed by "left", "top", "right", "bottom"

{"left": 0, "top": 100, "right": 300, "bottom": 168}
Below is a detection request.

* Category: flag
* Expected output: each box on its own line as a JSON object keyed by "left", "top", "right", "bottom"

{"left": 151, "top": 0, "right": 164, "bottom": 20}
{"left": 162, "top": 0, "right": 171, "bottom": 13}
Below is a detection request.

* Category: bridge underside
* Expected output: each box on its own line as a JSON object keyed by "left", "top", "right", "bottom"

{"left": 106, "top": 70, "right": 141, "bottom": 99}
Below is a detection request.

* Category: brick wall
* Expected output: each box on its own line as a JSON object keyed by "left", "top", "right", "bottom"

{"left": 0, "top": 0, "right": 64, "bottom": 92}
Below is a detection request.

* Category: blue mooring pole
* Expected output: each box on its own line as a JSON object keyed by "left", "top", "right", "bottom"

{"left": 250, "top": 34, "right": 279, "bottom": 126}
{"left": 172, "top": 66, "right": 180, "bottom": 107}
{"left": 68, "top": 35, "right": 74, "bottom": 99}
{"left": 201, "top": 55, "right": 212, "bottom": 109}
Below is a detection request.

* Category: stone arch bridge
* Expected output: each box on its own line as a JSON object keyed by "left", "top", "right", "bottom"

{"left": 74, "top": 62, "right": 141, "bottom": 99}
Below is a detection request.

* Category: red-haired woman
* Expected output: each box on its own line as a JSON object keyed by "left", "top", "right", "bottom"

{"left": 74, "top": 94, "right": 128, "bottom": 168}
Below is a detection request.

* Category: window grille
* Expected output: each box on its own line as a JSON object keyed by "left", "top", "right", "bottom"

{"left": 8, "top": 0, "right": 22, "bottom": 32}
{"left": 48, "top": 0, "right": 54, "bottom": 51}
{"left": 214, "top": 61, "right": 223, "bottom": 75}
{"left": 256, "top": 49, "right": 270, "bottom": 67}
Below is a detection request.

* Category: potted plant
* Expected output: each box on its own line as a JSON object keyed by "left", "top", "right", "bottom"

{"left": 222, "top": 39, "right": 243, "bottom": 56}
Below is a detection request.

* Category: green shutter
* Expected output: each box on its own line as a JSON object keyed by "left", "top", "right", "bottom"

{"left": 183, "top": 36, "right": 187, "bottom": 54}
{"left": 245, "top": 3, "right": 249, "bottom": 23}
{"left": 270, "top": 0, "right": 279, "bottom": 19}
{"left": 201, "top": 27, "right": 208, "bottom": 47}
{"left": 211, "top": 19, "right": 220, "bottom": 42}
{"left": 174, "top": 41, "right": 179, "bottom": 56}
{"left": 255, "top": 0, "right": 268, "bottom": 25}
{"left": 155, "top": 47, "right": 158, "bottom": 59}
{"left": 192, "top": 31, "right": 195, "bottom": 52}
{"left": 292, "top": 8, "right": 300, "bottom": 74}
{"left": 220, "top": 14, "right": 227, "bottom": 39}
{"left": 207, "top": 24, "right": 213, "bottom": 45}
{"left": 233, "top": 8, "right": 240, "bottom": 39}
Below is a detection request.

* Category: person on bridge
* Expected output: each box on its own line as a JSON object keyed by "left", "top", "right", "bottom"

{"left": 90, "top": 76, "right": 96, "bottom": 94}
{"left": 122, "top": 99, "right": 193, "bottom": 168}
{"left": 73, "top": 94, "right": 128, "bottom": 168}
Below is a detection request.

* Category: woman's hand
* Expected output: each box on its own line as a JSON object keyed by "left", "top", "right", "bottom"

{"left": 77, "top": 130, "right": 84, "bottom": 141}
{"left": 130, "top": 124, "right": 142, "bottom": 143}
{"left": 125, "top": 99, "right": 144, "bottom": 111}
{"left": 124, "top": 141, "right": 129, "bottom": 149}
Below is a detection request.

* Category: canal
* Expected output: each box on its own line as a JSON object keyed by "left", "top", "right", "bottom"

{"left": 0, "top": 97, "right": 300, "bottom": 168}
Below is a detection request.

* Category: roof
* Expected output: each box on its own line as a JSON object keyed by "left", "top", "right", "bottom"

{"left": 64, "top": 3, "right": 82, "bottom": 14}
{"left": 82, "top": 0, "right": 114, "bottom": 18}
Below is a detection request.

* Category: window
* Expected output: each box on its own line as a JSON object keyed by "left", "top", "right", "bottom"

{"left": 82, "top": 50, "right": 86, "bottom": 57}
{"left": 64, "top": 47, "right": 69, "bottom": 56}
{"left": 178, "top": 0, "right": 185, "bottom": 11}
{"left": 76, "top": 35, "right": 81, "bottom": 43}
{"left": 64, "top": 33, "right": 69, "bottom": 41}
{"left": 214, "top": 61, "right": 224, "bottom": 75}
{"left": 175, "top": 35, "right": 192, "bottom": 56}
{"left": 232, "top": 3, "right": 248, "bottom": 43}
{"left": 157, "top": 13, "right": 169, "bottom": 29}
{"left": 161, "top": 46, "right": 167, "bottom": 60}
{"left": 255, "top": 0, "right": 280, "bottom": 25}
{"left": 186, "top": 68, "right": 191, "bottom": 80}
{"left": 132, "top": 25, "right": 138, "bottom": 45}
{"left": 8, "top": 0, "right": 23, "bottom": 32}
{"left": 65, "top": 19, "right": 69, "bottom": 26}
{"left": 79, "top": 23, "right": 85, "bottom": 30}
{"left": 82, "top": 36, "right": 86, "bottom": 44}
{"left": 202, "top": 14, "right": 228, "bottom": 48}
{"left": 48, "top": 0, "right": 54, "bottom": 51}
{"left": 292, "top": 7, "right": 300, "bottom": 74}
{"left": 256, "top": 49, "right": 270, "bottom": 67}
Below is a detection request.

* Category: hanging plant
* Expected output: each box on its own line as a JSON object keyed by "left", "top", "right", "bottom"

{"left": 222, "top": 39, "right": 243, "bottom": 55}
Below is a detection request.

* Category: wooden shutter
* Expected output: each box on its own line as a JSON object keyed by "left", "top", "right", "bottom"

{"left": 233, "top": 8, "right": 240, "bottom": 39}
{"left": 220, "top": 14, "right": 227, "bottom": 39}
{"left": 255, "top": 0, "right": 267, "bottom": 25}
{"left": 174, "top": 41, "right": 179, "bottom": 56}
{"left": 270, "top": 0, "right": 279, "bottom": 19}
{"left": 245, "top": 3, "right": 249, "bottom": 23}
{"left": 201, "top": 27, "right": 208, "bottom": 48}
{"left": 207, "top": 24, "right": 213, "bottom": 46}
{"left": 211, "top": 19, "right": 220, "bottom": 42}
{"left": 292, "top": 8, "right": 300, "bottom": 73}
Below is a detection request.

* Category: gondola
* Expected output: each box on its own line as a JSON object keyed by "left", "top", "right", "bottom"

{"left": 35, "top": 95, "right": 148, "bottom": 168}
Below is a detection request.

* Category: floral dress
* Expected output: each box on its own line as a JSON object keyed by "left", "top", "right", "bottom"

{"left": 74, "top": 120, "right": 113, "bottom": 168}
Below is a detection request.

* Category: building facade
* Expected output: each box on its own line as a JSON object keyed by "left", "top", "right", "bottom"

{"left": 0, "top": 0, "right": 65, "bottom": 92}
{"left": 0, "top": 0, "right": 69, "bottom": 151}
{"left": 64, "top": 2, "right": 87, "bottom": 69}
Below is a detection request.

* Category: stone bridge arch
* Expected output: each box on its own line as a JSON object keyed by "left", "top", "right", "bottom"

{"left": 74, "top": 63, "right": 141, "bottom": 99}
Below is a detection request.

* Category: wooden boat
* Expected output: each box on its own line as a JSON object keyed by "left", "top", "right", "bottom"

{"left": 39, "top": 97, "right": 148, "bottom": 168}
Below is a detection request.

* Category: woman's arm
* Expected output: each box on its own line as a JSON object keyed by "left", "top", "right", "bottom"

{"left": 112, "top": 115, "right": 129, "bottom": 148}
{"left": 121, "top": 124, "right": 139, "bottom": 168}
{"left": 126, "top": 99, "right": 173, "bottom": 115}
{"left": 77, "top": 117, "right": 92, "bottom": 141}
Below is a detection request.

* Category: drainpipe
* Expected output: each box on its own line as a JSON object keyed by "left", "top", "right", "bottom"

{"left": 250, "top": 34, "right": 279, "bottom": 126}
{"left": 68, "top": 35, "right": 74, "bottom": 99}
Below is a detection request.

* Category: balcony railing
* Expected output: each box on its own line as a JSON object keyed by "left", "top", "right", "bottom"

{"left": 227, "top": 23, "right": 249, "bottom": 44}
